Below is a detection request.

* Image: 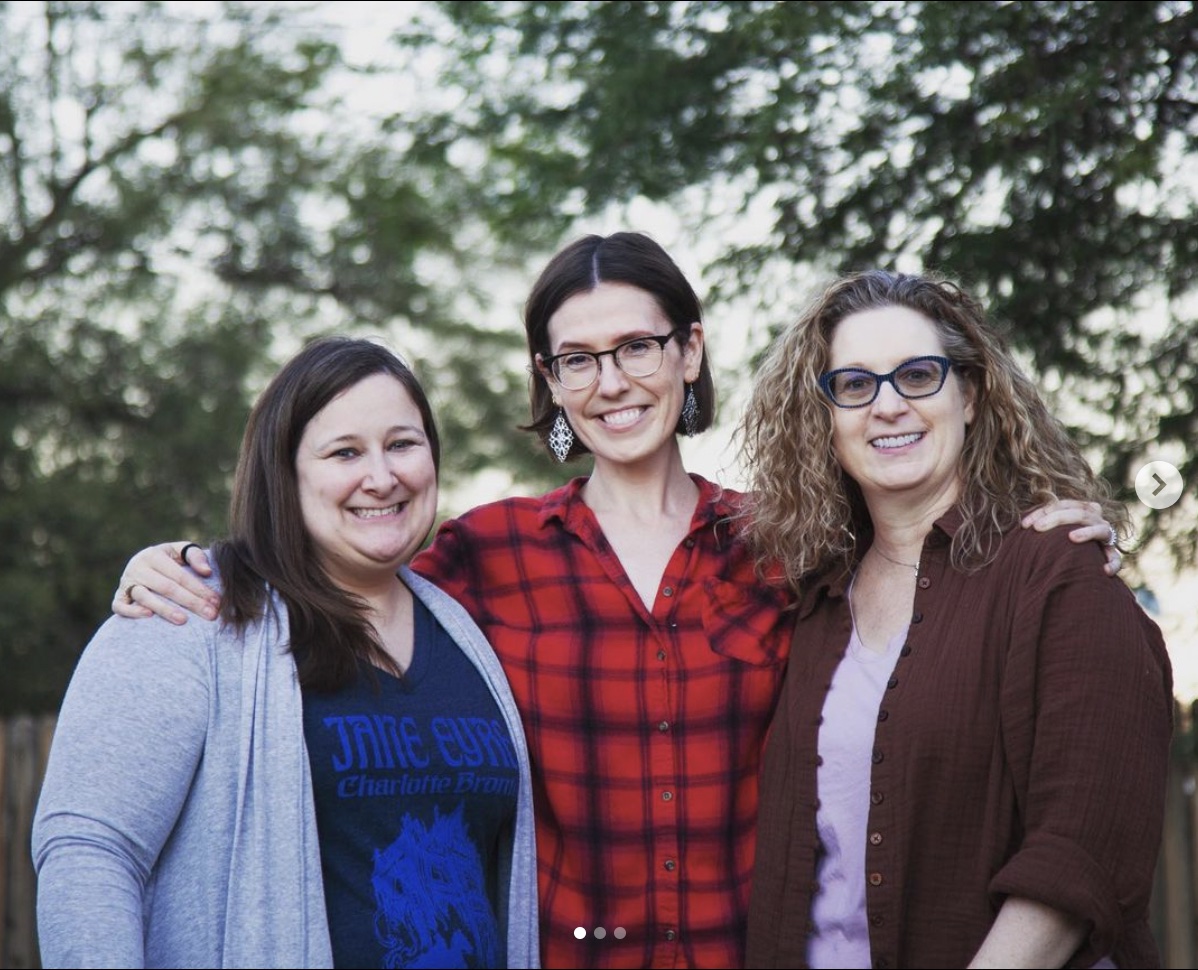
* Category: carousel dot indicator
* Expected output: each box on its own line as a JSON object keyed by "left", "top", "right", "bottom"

{"left": 614, "top": 927, "right": 627, "bottom": 939}
{"left": 574, "top": 927, "right": 586, "bottom": 940}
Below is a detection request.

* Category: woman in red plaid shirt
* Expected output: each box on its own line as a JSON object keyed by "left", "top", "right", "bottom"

{"left": 112, "top": 233, "right": 1118, "bottom": 969}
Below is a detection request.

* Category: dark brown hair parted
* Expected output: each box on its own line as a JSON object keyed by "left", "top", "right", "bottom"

{"left": 739, "top": 270, "right": 1127, "bottom": 590}
{"left": 213, "top": 335, "right": 441, "bottom": 691}
{"left": 522, "top": 231, "right": 716, "bottom": 459}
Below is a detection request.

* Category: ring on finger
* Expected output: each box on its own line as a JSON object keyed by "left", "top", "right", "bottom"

{"left": 122, "top": 583, "right": 140, "bottom": 605}
{"left": 1106, "top": 525, "right": 1119, "bottom": 547}
{"left": 180, "top": 542, "right": 202, "bottom": 566}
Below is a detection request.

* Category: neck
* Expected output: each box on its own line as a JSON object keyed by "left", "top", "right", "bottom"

{"left": 334, "top": 566, "right": 409, "bottom": 616}
{"left": 864, "top": 480, "right": 962, "bottom": 565}
{"left": 585, "top": 443, "right": 697, "bottom": 519}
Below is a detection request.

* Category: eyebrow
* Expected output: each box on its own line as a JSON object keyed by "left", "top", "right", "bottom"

{"left": 314, "top": 425, "right": 426, "bottom": 449}
{"left": 830, "top": 355, "right": 939, "bottom": 371}
{"left": 551, "top": 329, "right": 669, "bottom": 353}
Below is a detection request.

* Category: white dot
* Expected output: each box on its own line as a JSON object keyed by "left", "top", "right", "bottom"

{"left": 574, "top": 927, "right": 586, "bottom": 940}
{"left": 594, "top": 927, "right": 607, "bottom": 940}
{"left": 614, "top": 926, "right": 627, "bottom": 939}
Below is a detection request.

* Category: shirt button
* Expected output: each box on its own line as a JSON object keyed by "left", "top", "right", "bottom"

{"left": 684, "top": 538, "right": 695, "bottom": 548}
{"left": 911, "top": 611, "right": 923, "bottom": 623}
{"left": 900, "top": 644, "right": 911, "bottom": 657}
{"left": 665, "top": 929, "right": 677, "bottom": 941}
{"left": 877, "top": 709, "right": 889, "bottom": 722}
{"left": 657, "top": 650, "right": 667, "bottom": 661}
{"left": 886, "top": 676, "right": 898, "bottom": 689}
{"left": 815, "top": 755, "right": 824, "bottom": 766}
{"left": 662, "top": 791, "right": 673, "bottom": 801}
{"left": 875, "top": 957, "right": 890, "bottom": 969}
{"left": 869, "top": 831, "right": 883, "bottom": 846}
{"left": 871, "top": 749, "right": 884, "bottom": 764}
{"left": 662, "top": 586, "right": 674, "bottom": 597}
{"left": 871, "top": 791, "right": 884, "bottom": 805}
{"left": 658, "top": 720, "right": 670, "bottom": 732}
{"left": 664, "top": 859, "right": 676, "bottom": 871}
{"left": 871, "top": 914, "right": 884, "bottom": 927}
{"left": 868, "top": 872, "right": 883, "bottom": 887}
{"left": 918, "top": 577, "right": 931, "bottom": 589}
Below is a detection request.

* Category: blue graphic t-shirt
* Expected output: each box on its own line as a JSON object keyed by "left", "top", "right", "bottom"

{"left": 303, "top": 598, "right": 520, "bottom": 969}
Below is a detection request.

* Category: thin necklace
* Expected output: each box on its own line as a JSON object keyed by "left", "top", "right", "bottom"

{"left": 872, "top": 545, "right": 920, "bottom": 574}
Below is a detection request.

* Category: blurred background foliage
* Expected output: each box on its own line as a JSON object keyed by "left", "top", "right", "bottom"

{"left": 2, "top": 0, "right": 1195, "bottom": 713}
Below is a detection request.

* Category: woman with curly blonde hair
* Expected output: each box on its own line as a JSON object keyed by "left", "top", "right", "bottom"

{"left": 742, "top": 270, "right": 1172, "bottom": 969}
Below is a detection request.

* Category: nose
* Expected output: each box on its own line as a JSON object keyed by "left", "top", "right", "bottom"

{"left": 362, "top": 449, "right": 398, "bottom": 492}
{"left": 594, "top": 352, "right": 631, "bottom": 395}
{"left": 871, "top": 378, "right": 910, "bottom": 416}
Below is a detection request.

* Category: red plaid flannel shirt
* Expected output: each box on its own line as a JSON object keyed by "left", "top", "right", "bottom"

{"left": 413, "top": 476, "right": 793, "bottom": 968}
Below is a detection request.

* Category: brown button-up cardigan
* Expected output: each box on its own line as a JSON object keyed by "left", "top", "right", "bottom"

{"left": 746, "top": 510, "right": 1173, "bottom": 969}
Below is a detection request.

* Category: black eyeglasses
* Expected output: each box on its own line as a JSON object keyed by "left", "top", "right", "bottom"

{"left": 541, "top": 332, "right": 680, "bottom": 391}
{"left": 818, "top": 355, "right": 955, "bottom": 409}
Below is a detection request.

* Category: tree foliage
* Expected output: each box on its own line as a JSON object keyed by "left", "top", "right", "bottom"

{"left": 0, "top": 1, "right": 558, "bottom": 713}
{"left": 410, "top": 0, "right": 1198, "bottom": 560}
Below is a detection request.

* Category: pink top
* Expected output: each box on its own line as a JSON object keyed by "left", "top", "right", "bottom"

{"left": 809, "top": 606, "right": 907, "bottom": 969}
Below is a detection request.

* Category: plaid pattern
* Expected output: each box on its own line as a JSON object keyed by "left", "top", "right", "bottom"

{"left": 413, "top": 476, "right": 793, "bottom": 968}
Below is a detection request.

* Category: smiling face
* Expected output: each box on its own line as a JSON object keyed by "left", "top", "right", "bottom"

{"left": 295, "top": 373, "right": 438, "bottom": 590}
{"left": 538, "top": 282, "right": 703, "bottom": 471}
{"left": 828, "top": 305, "right": 975, "bottom": 511}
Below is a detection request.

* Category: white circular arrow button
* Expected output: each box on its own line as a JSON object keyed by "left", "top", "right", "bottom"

{"left": 1134, "top": 461, "right": 1183, "bottom": 510}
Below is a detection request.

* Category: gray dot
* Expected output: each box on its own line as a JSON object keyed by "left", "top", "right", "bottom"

{"left": 614, "top": 927, "right": 627, "bottom": 940}
{"left": 594, "top": 927, "right": 607, "bottom": 940}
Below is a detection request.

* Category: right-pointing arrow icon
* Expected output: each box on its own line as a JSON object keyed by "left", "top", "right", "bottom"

{"left": 1135, "top": 461, "right": 1183, "bottom": 510}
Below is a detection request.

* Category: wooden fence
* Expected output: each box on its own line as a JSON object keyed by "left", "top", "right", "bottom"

{"left": 5, "top": 707, "right": 1198, "bottom": 968}
{"left": 2, "top": 714, "right": 55, "bottom": 970}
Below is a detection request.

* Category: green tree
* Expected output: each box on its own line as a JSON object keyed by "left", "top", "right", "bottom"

{"left": 408, "top": 0, "right": 1198, "bottom": 560}
{"left": 0, "top": 1, "right": 556, "bottom": 714}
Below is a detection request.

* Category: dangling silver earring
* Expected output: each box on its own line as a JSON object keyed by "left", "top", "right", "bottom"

{"left": 681, "top": 382, "right": 699, "bottom": 437}
{"left": 548, "top": 409, "right": 574, "bottom": 462}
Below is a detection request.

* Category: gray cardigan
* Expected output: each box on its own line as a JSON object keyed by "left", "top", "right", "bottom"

{"left": 33, "top": 565, "right": 540, "bottom": 969}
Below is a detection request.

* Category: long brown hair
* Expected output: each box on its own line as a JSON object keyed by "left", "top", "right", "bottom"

{"left": 740, "top": 270, "right": 1126, "bottom": 590}
{"left": 214, "top": 336, "right": 441, "bottom": 690}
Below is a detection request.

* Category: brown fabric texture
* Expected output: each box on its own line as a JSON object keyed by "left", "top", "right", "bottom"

{"left": 746, "top": 509, "right": 1173, "bottom": 969}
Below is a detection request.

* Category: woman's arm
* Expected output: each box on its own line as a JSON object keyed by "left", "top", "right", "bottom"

{"left": 33, "top": 615, "right": 211, "bottom": 967}
{"left": 990, "top": 534, "right": 1173, "bottom": 966}
{"left": 112, "top": 500, "right": 1125, "bottom": 623}
{"left": 967, "top": 896, "right": 1087, "bottom": 968}
{"left": 1020, "top": 499, "right": 1122, "bottom": 575}
{"left": 111, "top": 541, "right": 219, "bottom": 623}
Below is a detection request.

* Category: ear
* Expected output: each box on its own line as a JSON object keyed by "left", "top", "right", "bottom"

{"left": 961, "top": 373, "right": 977, "bottom": 426}
{"left": 534, "top": 353, "right": 555, "bottom": 384}
{"left": 682, "top": 323, "right": 704, "bottom": 383}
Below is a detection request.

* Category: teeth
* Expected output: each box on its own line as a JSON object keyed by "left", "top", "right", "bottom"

{"left": 602, "top": 408, "right": 644, "bottom": 427}
{"left": 353, "top": 504, "right": 401, "bottom": 518}
{"left": 872, "top": 433, "right": 922, "bottom": 448}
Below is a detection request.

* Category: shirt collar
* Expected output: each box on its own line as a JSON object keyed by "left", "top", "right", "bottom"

{"left": 536, "top": 473, "right": 740, "bottom": 535}
{"left": 797, "top": 505, "right": 963, "bottom": 618}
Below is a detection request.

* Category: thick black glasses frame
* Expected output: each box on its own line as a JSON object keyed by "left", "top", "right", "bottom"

{"left": 542, "top": 332, "right": 679, "bottom": 389}
{"left": 818, "top": 355, "right": 955, "bottom": 409}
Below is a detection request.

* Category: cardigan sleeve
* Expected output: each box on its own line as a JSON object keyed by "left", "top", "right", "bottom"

{"left": 989, "top": 533, "right": 1173, "bottom": 966}
{"left": 32, "top": 614, "right": 213, "bottom": 968}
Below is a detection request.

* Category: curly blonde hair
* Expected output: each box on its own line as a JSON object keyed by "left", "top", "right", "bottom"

{"left": 739, "top": 270, "right": 1126, "bottom": 590}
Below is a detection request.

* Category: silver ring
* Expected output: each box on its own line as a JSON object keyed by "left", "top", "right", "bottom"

{"left": 1106, "top": 525, "right": 1118, "bottom": 547}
